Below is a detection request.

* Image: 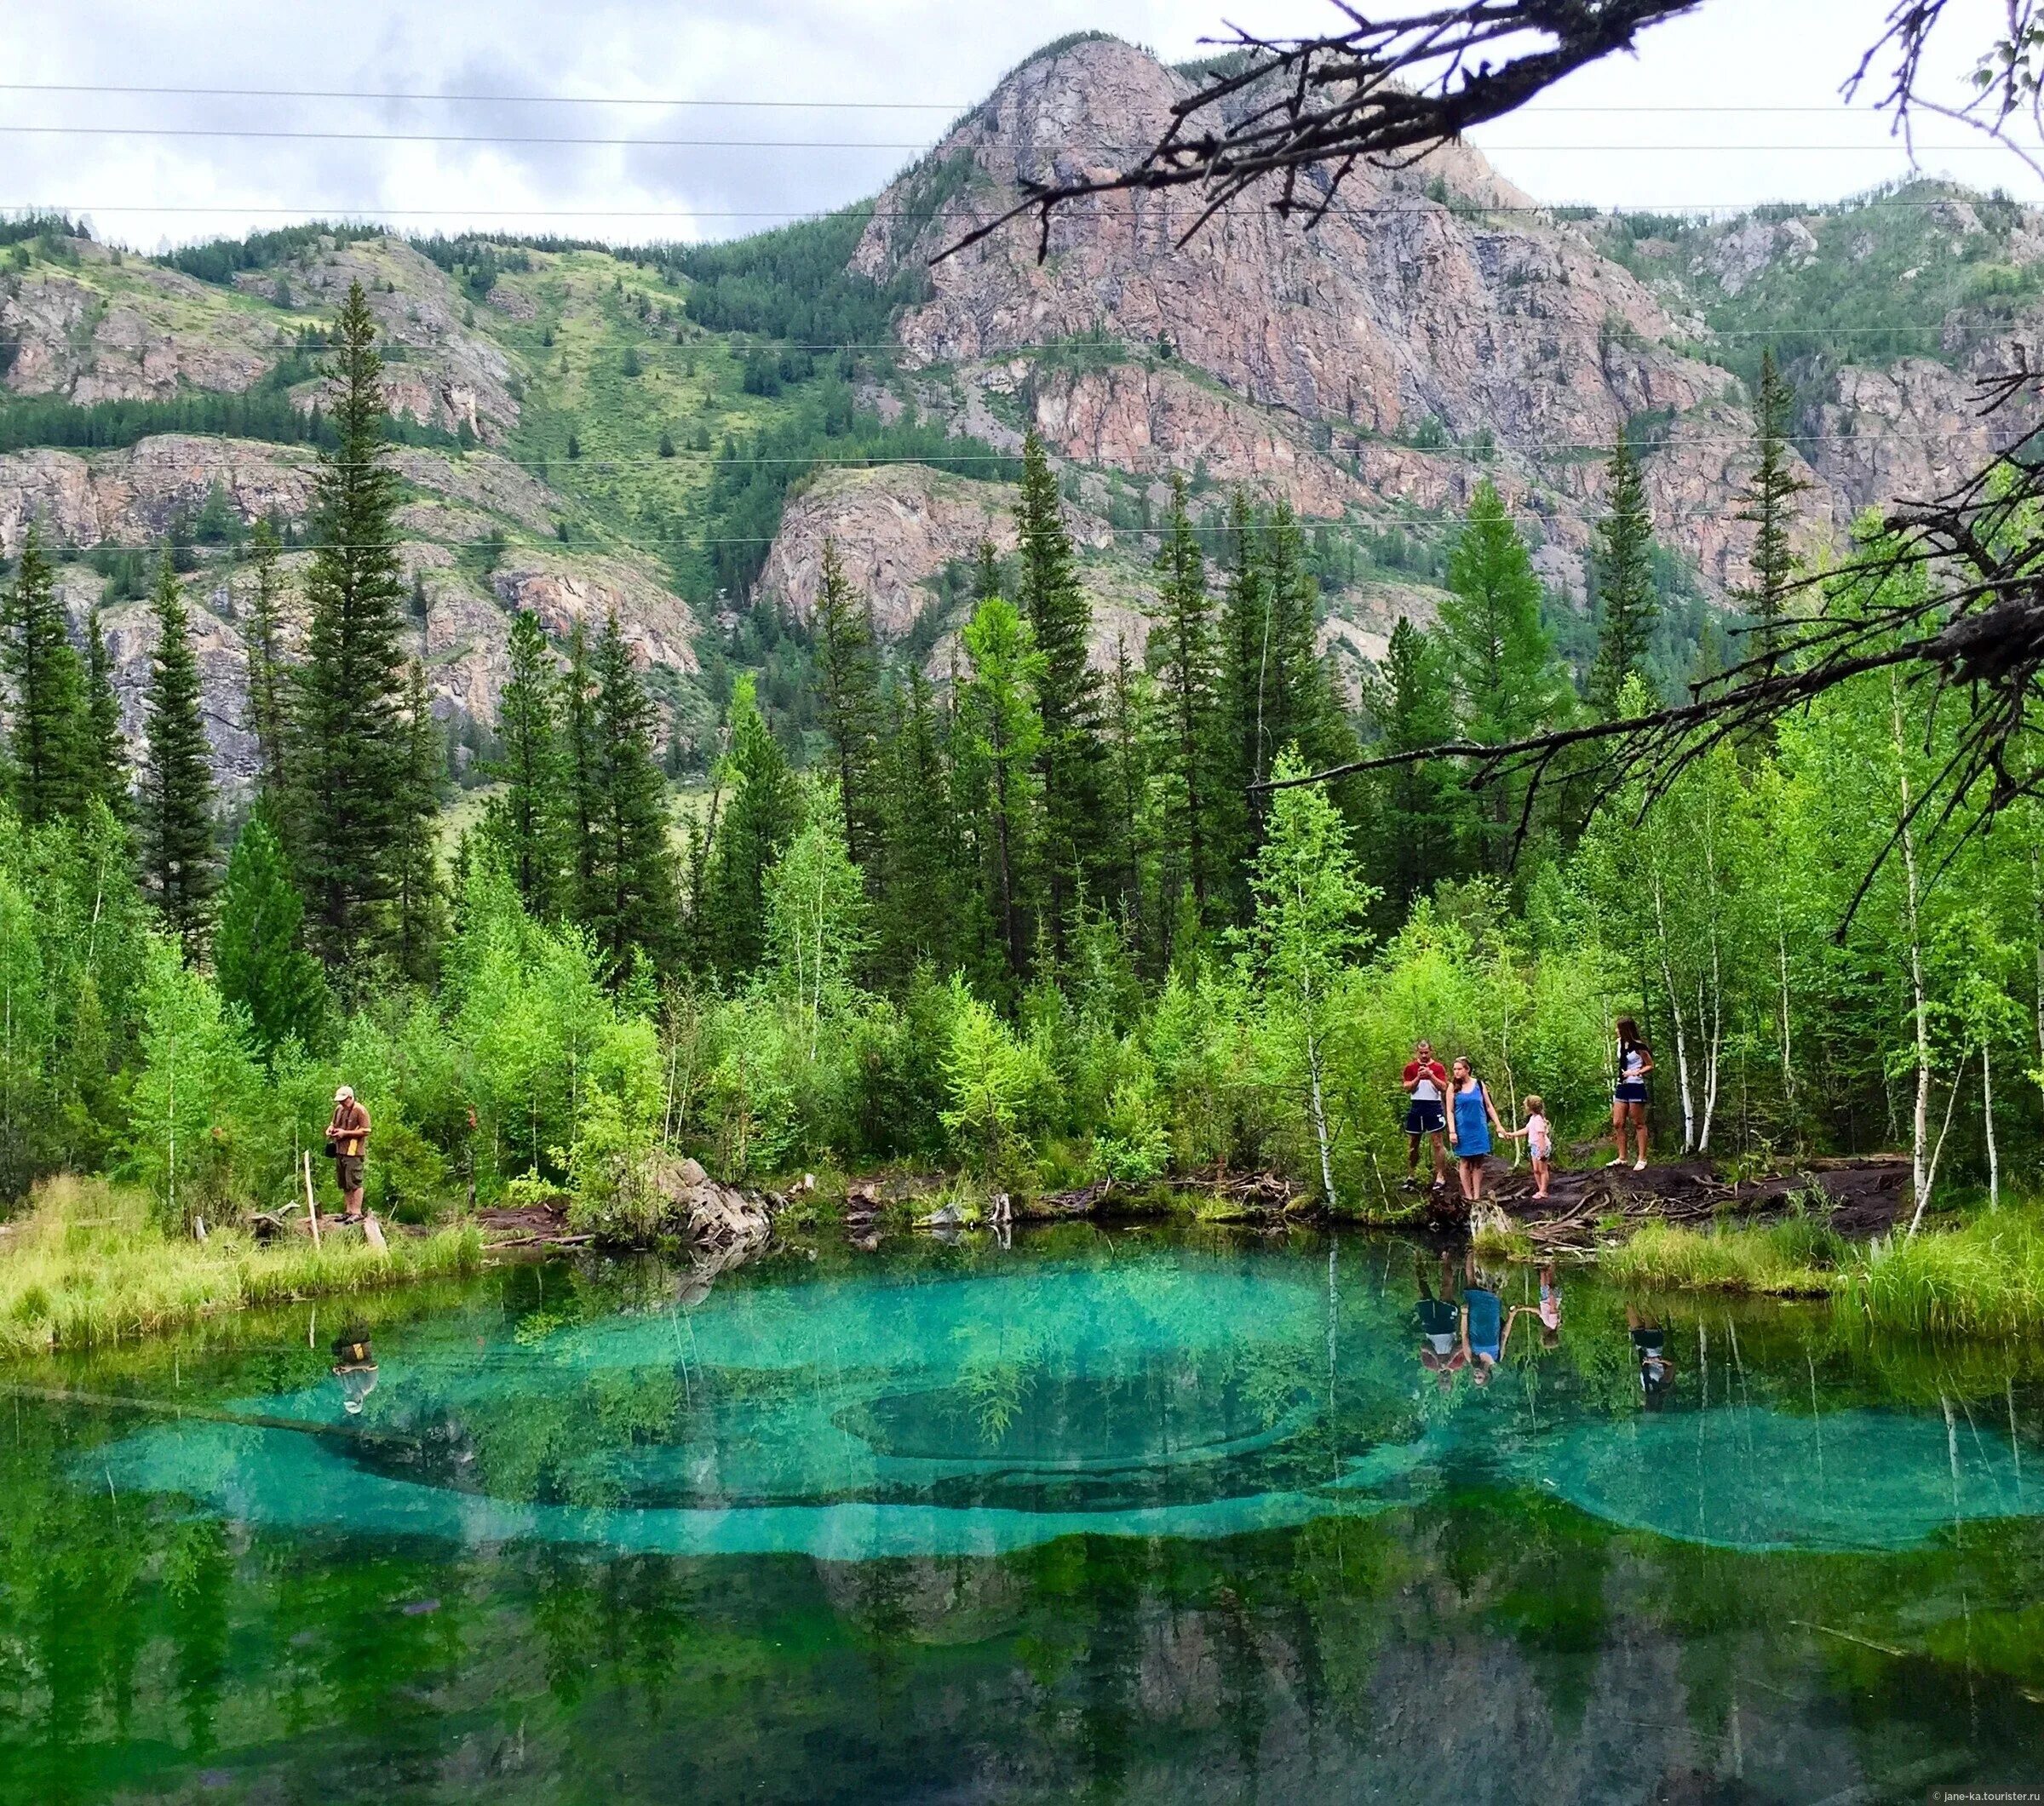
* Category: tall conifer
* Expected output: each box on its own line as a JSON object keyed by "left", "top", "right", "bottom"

{"left": 241, "top": 519, "right": 290, "bottom": 800}
{"left": 701, "top": 674, "right": 800, "bottom": 978}
{"left": 391, "top": 659, "right": 446, "bottom": 984}
{"left": 138, "top": 552, "right": 216, "bottom": 949}
{"left": 1013, "top": 432, "right": 1102, "bottom": 952}
{"left": 1587, "top": 438, "right": 1659, "bottom": 714}
{"left": 955, "top": 596, "right": 1044, "bottom": 991}
{"left": 875, "top": 669, "right": 959, "bottom": 983}
{"left": 482, "top": 609, "right": 566, "bottom": 914}
{"left": 1436, "top": 480, "right": 1571, "bottom": 870}
{"left": 3, "top": 525, "right": 89, "bottom": 826}
{"left": 83, "top": 605, "right": 127, "bottom": 819}
{"left": 1149, "top": 477, "right": 1227, "bottom": 919}
{"left": 1365, "top": 617, "right": 1468, "bottom": 923}
{"left": 583, "top": 616, "right": 675, "bottom": 971}
{"left": 288, "top": 281, "right": 422, "bottom": 969}
{"left": 560, "top": 619, "right": 600, "bottom": 916}
{"left": 813, "top": 539, "right": 885, "bottom": 875}
{"left": 1735, "top": 348, "right": 1807, "bottom": 671}
{"left": 215, "top": 808, "right": 326, "bottom": 1058}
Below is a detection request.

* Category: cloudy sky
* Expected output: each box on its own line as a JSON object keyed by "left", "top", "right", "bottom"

{"left": 5, "top": 0, "right": 2037, "bottom": 250}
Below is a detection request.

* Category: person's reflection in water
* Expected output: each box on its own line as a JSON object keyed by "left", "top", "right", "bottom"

{"left": 330, "top": 1333, "right": 378, "bottom": 1417}
{"left": 1462, "top": 1250, "right": 1504, "bottom": 1386}
{"left": 1415, "top": 1250, "right": 1467, "bottom": 1390}
{"left": 1627, "top": 1305, "right": 1677, "bottom": 1409}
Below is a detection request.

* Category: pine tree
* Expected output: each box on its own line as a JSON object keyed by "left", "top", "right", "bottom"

{"left": 287, "top": 281, "right": 422, "bottom": 969}
{"left": 954, "top": 596, "right": 1046, "bottom": 990}
{"left": 813, "top": 539, "right": 886, "bottom": 875}
{"left": 1148, "top": 475, "right": 1227, "bottom": 919}
{"left": 875, "top": 668, "right": 960, "bottom": 983}
{"left": 215, "top": 807, "right": 327, "bottom": 1059}
{"left": 83, "top": 605, "right": 127, "bottom": 819}
{"left": 582, "top": 615, "right": 676, "bottom": 971}
{"left": 481, "top": 609, "right": 566, "bottom": 915}
{"left": 1104, "top": 633, "right": 1159, "bottom": 966}
{"left": 701, "top": 673, "right": 801, "bottom": 978}
{"left": 1436, "top": 479, "right": 1571, "bottom": 871}
{"left": 1013, "top": 431, "right": 1103, "bottom": 953}
{"left": 1216, "top": 491, "right": 1270, "bottom": 905}
{"left": 391, "top": 659, "right": 446, "bottom": 984}
{"left": 1260, "top": 501, "right": 1354, "bottom": 777}
{"left": 1735, "top": 348, "right": 1808, "bottom": 671}
{"left": 1587, "top": 438, "right": 1659, "bottom": 714}
{"left": 3, "top": 524, "right": 89, "bottom": 826}
{"left": 1364, "top": 617, "right": 1468, "bottom": 922}
{"left": 138, "top": 551, "right": 216, "bottom": 949}
{"left": 241, "top": 519, "right": 289, "bottom": 800}
{"left": 560, "top": 619, "right": 600, "bottom": 916}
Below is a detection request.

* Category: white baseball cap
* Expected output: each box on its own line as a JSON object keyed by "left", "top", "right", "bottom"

{"left": 334, "top": 1086, "right": 353, "bottom": 1102}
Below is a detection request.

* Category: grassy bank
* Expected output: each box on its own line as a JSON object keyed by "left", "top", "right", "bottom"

{"left": 0, "top": 1178, "right": 482, "bottom": 1358}
{"left": 1602, "top": 1203, "right": 2044, "bottom": 1334}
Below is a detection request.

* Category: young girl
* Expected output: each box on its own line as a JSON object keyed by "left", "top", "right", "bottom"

{"left": 1445, "top": 1056, "right": 1507, "bottom": 1203}
{"left": 1500, "top": 1093, "right": 1553, "bottom": 1199}
{"left": 1609, "top": 1017, "right": 1654, "bottom": 1172}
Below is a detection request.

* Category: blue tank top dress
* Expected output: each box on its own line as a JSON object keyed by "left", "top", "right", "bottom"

{"left": 1465, "top": 1287, "right": 1502, "bottom": 1360}
{"left": 1452, "top": 1083, "right": 1492, "bottom": 1158}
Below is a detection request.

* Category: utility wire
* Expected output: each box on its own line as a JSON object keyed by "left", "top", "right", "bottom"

{"left": 0, "top": 123, "right": 2020, "bottom": 152}
{"left": 12, "top": 197, "right": 2029, "bottom": 219}
{"left": 0, "top": 83, "right": 1981, "bottom": 114}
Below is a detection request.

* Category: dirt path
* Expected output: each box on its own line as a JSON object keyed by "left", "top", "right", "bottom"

{"left": 1410, "top": 1151, "right": 1914, "bottom": 1243}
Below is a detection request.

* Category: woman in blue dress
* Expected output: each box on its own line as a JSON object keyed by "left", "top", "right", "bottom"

{"left": 1445, "top": 1055, "right": 1507, "bottom": 1203}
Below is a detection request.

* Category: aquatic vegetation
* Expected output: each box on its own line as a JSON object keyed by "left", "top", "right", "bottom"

{"left": 1842, "top": 1207, "right": 2044, "bottom": 1337}
{"left": 1602, "top": 1215, "right": 1846, "bottom": 1296}
{"left": 0, "top": 1176, "right": 481, "bottom": 1357}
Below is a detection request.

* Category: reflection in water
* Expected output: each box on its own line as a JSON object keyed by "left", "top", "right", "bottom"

{"left": 5, "top": 1232, "right": 2043, "bottom": 1803}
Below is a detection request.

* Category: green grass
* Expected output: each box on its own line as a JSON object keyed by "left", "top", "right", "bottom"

{"left": 1840, "top": 1208, "right": 2044, "bottom": 1338}
{"left": 1600, "top": 1213, "right": 1846, "bottom": 1297}
{"left": 0, "top": 1177, "right": 482, "bottom": 1358}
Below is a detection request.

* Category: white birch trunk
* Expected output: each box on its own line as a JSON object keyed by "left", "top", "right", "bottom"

{"left": 1650, "top": 865, "right": 1697, "bottom": 1152}
{"left": 1892, "top": 676, "right": 1936, "bottom": 1234}
{"left": 1984, "top": 1037, "right": 1999, "bottom": 1212}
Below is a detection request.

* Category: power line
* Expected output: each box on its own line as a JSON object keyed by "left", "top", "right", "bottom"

{"left": 14, "top": 197, "right": 2028, "bottom": 221}
{"left": 0, "top": 83, "right": 1973, "bottom": 115}
{"left": 0, "top": 123, "right": 2018, "bottom": 152}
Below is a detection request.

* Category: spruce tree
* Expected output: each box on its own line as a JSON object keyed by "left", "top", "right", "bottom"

{"left": 391, "top": 659, "right": 446, "bottom": 985}
{"left": 560, "top": 618, "right": 600, "bottom": 916}
{"left": 583, "top": 615, "right": 676, "bottom": 971}
{"left": 1587, "top": 438, "right": 1659, "bottom": 714}
{"left": 482, "top": 609, "right": 566, "bottom": 914}
{"left": 241, "top": 518, "right": 290, "bottom": 799}
{"left": 287, "top": 281, "right": 422, "bottom": 969}
{"left": 1148, "top": 476, "right": 1227, "bottom": 919}
{"left": 1436, "top": 479, "right": 1571, "bottom": 871}
{"left": 138, "top": 551, "right": 216, "bottom": 949}
{"left": 954, "top": 596, "right": 1045, "bottom": 990}
{"left": 3, "top": 524, "right": 89, "bottom": 826}
{"left": 83, "top": 605, "right": 127, "bottom": 819}
{"left": 1364, "top": 617, "right": 1468, "bottom": 923}
{"left": 813, "top": 539, "right": 886, "bottom": 875}
{"left": 701, "top": 674, "right": 800, "bottom": 978}
{"left": 1216, "top": 491, "right": 1270, "bottom": 906}
{"left": 215, "top": 807, "right": 327, "bottom": 1059}
{"left": 1104, "top": 633, "right": 1158, "bottom": 967}
{"left": 1013, "top": 432, "right": 1103, "bottom": 953}
{"left": 1735, "top": 348, "right": 1808, "bottom": 671}
{"left": 875, "top": 668, "right": 960, "bottom": 983}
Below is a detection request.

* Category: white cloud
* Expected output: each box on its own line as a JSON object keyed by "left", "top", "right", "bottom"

{"left": 4, "top": 0, "right": 2036, "bottom": 251}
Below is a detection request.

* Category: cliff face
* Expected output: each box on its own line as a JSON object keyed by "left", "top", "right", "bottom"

{"left": 0, "top": 436, "right": 691, "bottom": 788}
{"left": 835, "top": 34, "right": 2031, "bottom": 619}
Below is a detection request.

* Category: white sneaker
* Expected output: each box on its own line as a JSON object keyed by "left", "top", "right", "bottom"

{"left": 1605, "top": 1156, "right": 1627, "bottom": 1167}
{"left": 1633, "top": 1158, "right": 1647, "bottom": 1172}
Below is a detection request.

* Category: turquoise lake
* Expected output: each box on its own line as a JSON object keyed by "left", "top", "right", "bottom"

{"left": 3, "top": 1224, "right": 2041, "bottom": 1802}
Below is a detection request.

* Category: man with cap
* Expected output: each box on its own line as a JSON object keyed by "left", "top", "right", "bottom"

{"left": 324, "top": 1086, "right": 371, "bottom": 1224}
